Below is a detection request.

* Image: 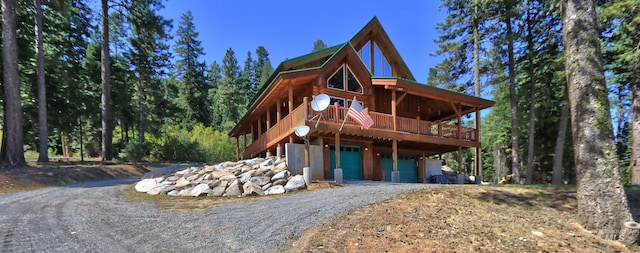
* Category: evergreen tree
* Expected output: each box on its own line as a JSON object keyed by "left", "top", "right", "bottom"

{"left": 2, "top": 0, "right": 26, "bottom": 166}
{"left": 254, "top": 46, "right": 273, "bottom": 89}
{"left": 171, "top": 11, "right": 208, "bottom": 126}
{"left": 126, "top": 0, "right": 172, "bottom": 144}
{"left": 562, "top": 0, "right": 637, "bottom": 244}
{"left": 312, "top": 39, "right": 327, "bottom": 52}
{"left": 100, "top": 0, "right": 113, "bottom": 160}
{"left": 35, "top": 0, "right": 48, "bottom": 162}
{"left": 212, "top": 48, "right": 241, "bottom": 131}
{"left": 207, "top": 61, "right": 223, "bottom": 127}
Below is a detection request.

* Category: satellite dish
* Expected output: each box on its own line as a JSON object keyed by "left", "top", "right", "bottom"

{"left": 311, "top": 94, "right": 330, "bottom": 112}
{"left": 295, "top": 126, "right": 310, "bottom": 137}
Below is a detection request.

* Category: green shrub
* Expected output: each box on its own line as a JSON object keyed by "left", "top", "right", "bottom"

{"left": 144, "top": 124, "right": 236, "bottom": 163}
{"left": 119, "top": 140, "right": 147, "bottom": 162}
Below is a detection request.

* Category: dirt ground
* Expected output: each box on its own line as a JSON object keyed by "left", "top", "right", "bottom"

{"left": 2, "top": 164, "right": 640, "bottom": 252}
{"left": 284, "top": 185, "right": 640, "bottom": 253}
{"left": 0, "top": 161, "right": 156, "bottom": 193}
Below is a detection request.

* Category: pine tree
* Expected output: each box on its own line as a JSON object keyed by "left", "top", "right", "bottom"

{"left": 2, "top": 0, "right": 26, "bottom": 166}
{"left": 127, "top": 0, "right": 172, "bottom": 144}
{"left": 172, "top": 11, "right": 208, "bottom": 126}
{"left": 100, "top": 0, "right": 113, "bottom": 160}
{"left": 562, "top": 0, "right": 638, "bottom": 244}
{"left": 35, "top": 0, "right": 48, "bottom": 162}
{"left": 312, "top": 39, "right": 327, "bottom": 52}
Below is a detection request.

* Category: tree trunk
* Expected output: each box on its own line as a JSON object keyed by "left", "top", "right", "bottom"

{"left": 101, "top": 0, "right": 113, "bottom": 161}
{"left": 629, "top": 32, "right": 640, "bottom": 185}
{"left": 473, "top": 0, "right": 481, "bottom": 175}
{"left": 2, "top": 0, "right": 26, "bottom": 167}
{"left": 506, "top": 8, "right": 521, "bottom": 184}
{"left": 562, "top": 0, "right": 638, "bottom": 245}
{"left": 552, "top": 96, "right": 570, "bottom": 185}
{"left": 492, "top": 146, "right": 508, "bottom": 184}
{"left": 35, "top": 0, "right": 48, "bottom": 163}
{"left": 525, "top": 0, "right": 536, "bottom": 184}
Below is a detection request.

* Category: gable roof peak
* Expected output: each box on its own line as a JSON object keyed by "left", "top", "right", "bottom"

{"left": 348, "top": 16, "right": 415, "bottom": 81}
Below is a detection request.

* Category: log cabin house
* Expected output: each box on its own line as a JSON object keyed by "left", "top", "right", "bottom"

{"left": 229, "top": 17, "right": 494, "bottom": 183}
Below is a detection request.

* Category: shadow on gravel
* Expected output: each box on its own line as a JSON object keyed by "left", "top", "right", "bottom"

{"left": 67, "top": 178, "right": 140, "bottom": 188}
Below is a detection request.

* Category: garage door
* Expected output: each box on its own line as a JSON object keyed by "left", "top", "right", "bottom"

{"left": 380, "top": 153, "right": 418, "bottom": 183}
{"left": 329, "top": 145, "right": 363, "bottom": 180}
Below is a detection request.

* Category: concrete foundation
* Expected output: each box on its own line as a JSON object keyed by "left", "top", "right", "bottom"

{"left": 334, "top": 168, "right": 343, "bottom": 184}
{"left": 391, "top": 171, "right": 400, "bottom": 183}
{"left": 303, "top": 167, "right": 311, "bottom": 186}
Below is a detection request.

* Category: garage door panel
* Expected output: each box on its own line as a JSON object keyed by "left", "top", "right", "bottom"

{"left": 329, "top": 145, "right": 363, "bottom": 180}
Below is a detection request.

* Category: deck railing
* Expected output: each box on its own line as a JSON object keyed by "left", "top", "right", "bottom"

{"left": 245, "top": 102, "right": 478, "bottom": 156}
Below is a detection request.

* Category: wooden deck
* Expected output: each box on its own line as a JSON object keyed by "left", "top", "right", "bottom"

{"left": 244, "top": 100, "right": 478, "bottom": 158}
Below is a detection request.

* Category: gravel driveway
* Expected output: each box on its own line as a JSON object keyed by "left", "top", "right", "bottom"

{"left": 0, "top": 178, "right": 439, "bottom": 252}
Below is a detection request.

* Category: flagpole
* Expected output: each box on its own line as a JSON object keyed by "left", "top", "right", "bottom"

{"left": 339, "top": 96, "right": 357, "bottom": 132}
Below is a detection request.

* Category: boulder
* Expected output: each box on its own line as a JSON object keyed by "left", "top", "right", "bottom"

{"left": 220, "top": 161, "right": 238, "bottom": 168}
{"left": 190, "top": 184, "right": 211, "bottom": 197}
{"left": 166, "top": 176, "right": 180, "bottom": 181}
{"left": 203, "top": 165, "right": 214, "bottom": 172}
{"left": 264, "top": 170, "right": 276, "bottom": 178}
{"left": 256, "top": 167, "right": 271, "bottom": 175}
{"left": 275, "top": 161, "right": 287, "bottom": 170}
{"left": 174, "top": 177, "right": 190, "bottom": 189}
{"left": 271, "top": 170, "right": 290, "bottom": 181}
{"left": 224, "top": 179, "right": 243, "bottom": 197}
{"left": 284, "top": 175, "right": 306, "bottom": 192}
{"left": 240, "top": 165, "right": 254, "bottom": 173}
{"left": 260, "top": 159, "right": 274, "bottom": 169}
{"left": 242, "top": 181, "right": 264, "bottom": 196}
{"left": 167, "top": 190, "right": 179, "bottom": 196}
{"left": 147, "top": 187, "right": 163, "bottom": 195}
{"left": 219, "top": 174, "right": 237, "bottom": 181}
{"left": 178, "top": 187, "right": 193, "bottom": 197}
{"left": 272, "top": 178, "right": 287, "bottom": 186}
{"left": 261, "top": 183, "right": 272, "bottom": 191}
{"left": 210, "top": 171, "right": 234, "bottom": 179}
{"left": 174, "top": 168, "right": 191, "bottom": 176}
{"left": 212, "top": 164, "right": 224, "bottom": 171}
{"left": 265, "top": 185, "right": 285, "bottom": 195}
{"left": 239, "top": 170, "right": 255, "bottom": 184}
{"left": 208, "top": 181, "right": 228, "bottom": 197}
{"left": 249, "top": 176, "right": 271, "bottom": 186}
{"left": 186, "top": 174, "right": 199, "bottom": 181}
{"left": 135, "top": 178, "right": 163, "bottom": 193}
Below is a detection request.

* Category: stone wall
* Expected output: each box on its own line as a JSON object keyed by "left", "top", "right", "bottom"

{"left": 134, "top": 156, "right": 306, "bottom": 197}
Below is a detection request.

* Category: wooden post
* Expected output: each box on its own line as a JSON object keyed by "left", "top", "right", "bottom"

{"left": 334, "top": 102, "right": 340, "bottom": 122}
{"left": 257, "top": 116, "right": 262, "bottom": 138}
{"left": 475, "top": 107, "right": 482, "bottom": 177}
{"left": 235, "top": 137, "right": 240, "bottom": 161}
{"left": 458, "top": 146, "right": 463, "bottom": 173}
{"left": 277, "top": 99, "right": 282, "bottom": 123}
{"left": 266, "top": 107, "right": 271, "bottom": 129}
{"left": 335, "top": 131, "right": 341, "bottom": 169}
{"left": 243, "top": 134, "right": 247, "bottom": 159}
{"left": 393, "top": 139, "right": 398, "bottom": 172}
{"left": 392, "top": 89, "right": 397, "bottom": 131}
{"left": 289, "top": 84, "right": 294, "bottom": 143}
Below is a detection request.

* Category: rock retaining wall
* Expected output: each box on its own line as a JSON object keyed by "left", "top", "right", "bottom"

{"left": 135, "top": 156, "right": 306, "bottom": 197}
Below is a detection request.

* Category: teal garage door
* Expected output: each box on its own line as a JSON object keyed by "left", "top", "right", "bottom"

{"left": 380, "top": 153, "right": 418, "bottom": 183}
{"left": 329, "top": 145, "right": 363, "bottom": 180}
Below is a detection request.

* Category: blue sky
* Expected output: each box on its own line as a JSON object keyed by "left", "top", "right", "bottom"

{"left": 158, "top": 0, "right": 447, "bottom": 83}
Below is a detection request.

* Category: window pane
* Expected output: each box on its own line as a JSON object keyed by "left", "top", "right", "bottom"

{"left": 360, "top": 41, "right": 371, "bottom": 71}
{"left": 374, "top": 42, "right": 383, "bottom": 76}
{"left": 330, "top": 97, "right": 345, "bottom": 107}
{"left": 346, "top": 68, "right": 363, "bottom": 93}
{"left": 382, "top": 56, "right": 392, "bottom": 77}
{"left": 328, "top": 66, "right": 344, "bottom": 90}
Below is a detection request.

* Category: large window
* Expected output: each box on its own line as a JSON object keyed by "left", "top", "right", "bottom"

{"left": 327, "top": 65, "right": 363, "bottom": 94}
{"left": 357, "top": 41, "right": 392, "bottom": 77}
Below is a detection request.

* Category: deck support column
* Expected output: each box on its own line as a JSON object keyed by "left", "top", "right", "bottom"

{"left": 334, "top": 131, "right": 343, "bottom": 183}
{"left": 235, "top": 137, "right": 240, "bottom": 161}
{"left": 475, "top": 107, "right": 482, "bottom": 183}
{"left": 391, "top": 89, "right": 399, "bottom": 183}
{"left": 289, "top": 84, "right": 294, "bottom": 144}
{"left": 265, "top": 108, "right": 272, "bottom": 157}
{"left": 458, "top": 146, "right": 463, "bottom": 173}
{"left": 243, "top": 134, "right": 247, "bottom": 159}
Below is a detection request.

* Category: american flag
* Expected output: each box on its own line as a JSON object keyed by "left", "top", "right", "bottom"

{"left": 347, "top": 97, "right": 374, "bottom": 129}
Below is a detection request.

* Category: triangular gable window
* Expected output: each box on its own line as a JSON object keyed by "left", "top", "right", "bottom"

{"left": 327, "top": 64, "right": 363, "bottom": 94}
{"left": 357, "top": 41, "right": 392, "bottom": 77}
